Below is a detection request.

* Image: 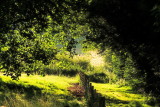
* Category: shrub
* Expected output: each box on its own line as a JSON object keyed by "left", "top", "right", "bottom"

{"left": 88, "top": 73, "right": 109, "bottom": 83}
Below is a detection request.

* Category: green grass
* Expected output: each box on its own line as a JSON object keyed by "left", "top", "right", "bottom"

{"left": 0, "top": 73, "right": 86, "bottom": 107}
{"left": 92, "top": 83, "right": 155, "bottom": 107}
{"left": 0, "top": 73, "right": 158, "bottom": 107}
{"left": 0, "top": 73, "right": 79, "bottom": 94}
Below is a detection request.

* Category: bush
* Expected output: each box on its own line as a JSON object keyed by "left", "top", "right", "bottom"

{"left": 88, "top": 73, "right": 109, "bottom": 83}
{"left": 42, "top": 63, "right": 83, "bottom": 76}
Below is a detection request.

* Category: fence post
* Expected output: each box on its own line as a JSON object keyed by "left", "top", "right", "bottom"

{"left": 79, "top": 72, "right": 106, "bottom": 107}
{"left": 99, "top": 97, "right": 105, "bottom": 107}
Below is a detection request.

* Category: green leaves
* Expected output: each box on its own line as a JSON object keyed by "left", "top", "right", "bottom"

{"left": 0, "top": 0, "right": 98, "bottom": 80}
{"left": 0, "top": 27, "right": 58, "bottom": 78}
{"left": 0, "top": 2, "right": 92, "bottom": 79}
{"left": 152, "top": 4, "right": 160, "bottom": 32}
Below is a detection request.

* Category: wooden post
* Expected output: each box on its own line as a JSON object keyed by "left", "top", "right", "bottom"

{"left": 99, "top": 97, "right": 105, "bottom": 107}
{"left": 79, "top": 72, "right": 106, "bottom": 107}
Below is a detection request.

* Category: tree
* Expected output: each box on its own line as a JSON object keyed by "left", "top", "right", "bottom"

{"left": 87, "top": 0, "right": 160, "bottom": 94}
{"left": 0, "top": 0, "right": 90, "bottom": 79}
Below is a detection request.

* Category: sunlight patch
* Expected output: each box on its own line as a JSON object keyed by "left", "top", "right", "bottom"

{"left": 89, "top": 51, "right": 105, "bottom": 67}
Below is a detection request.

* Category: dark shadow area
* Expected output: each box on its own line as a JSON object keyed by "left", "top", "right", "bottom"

{"left": 89, "top": 73, "right": 109, "bottom": 83}
{"left": 43, "top": 68, "right": 78, "bottom": 77}
{"left": 105, "top": 96, "right": 129, "bottom": 104}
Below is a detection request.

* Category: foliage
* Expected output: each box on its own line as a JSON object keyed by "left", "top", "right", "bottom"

{"left": 0, "top": 3, "right": 92, "bottom": 78}
{"left": 89, "top": 73, "right": 109, "bottom": 83}
{"left": 41, "top": 52, "right": 92, "bottom": 76}
{"left": 88, "top": 0, "right": 160, "bottom": 94}
{"left": 0, "top": 0, "right": 88, "bottom": 34}
{"left": 103, "top": 49, "right": 145, "bottom": 87}
{"left": 0, "top": 28, "right": 58, "bottom": 79}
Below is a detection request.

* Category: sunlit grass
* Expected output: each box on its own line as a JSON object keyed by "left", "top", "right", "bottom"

{"left": 0, "top": 73, "right": 157, "bottom": 107}
{"left": 92, "top": 83, "right": 152, "bottom": 107}
{"left": 0, "top": 73, "right": 79, "bottom": 95}
{"left": 0, "top": 73, "right": 85, "bottom": 107}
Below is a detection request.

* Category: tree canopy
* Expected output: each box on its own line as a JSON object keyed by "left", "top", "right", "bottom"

{"left": 0, "top": 0, "right": 91, "bottom": 79}
{"left": 87, "top": 0, "right": 160, "bottom": 94}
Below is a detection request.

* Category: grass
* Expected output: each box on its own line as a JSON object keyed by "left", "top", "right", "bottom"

{"left": 0, "top": 50, "right": 159, "bottom": 107}
{"left": 0, "top": 73, "right": 159, "bottom": 107}
{"left": 0, "top": 73, "right": 86, "bottom": 107}
{"left": 0, "top": 73, "right": 79, "bottom": 94}
{"left": 92, "top": 83, "right": 156, "bottom": 107}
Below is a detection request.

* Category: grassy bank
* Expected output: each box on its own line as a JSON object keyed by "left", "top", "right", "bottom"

{"left": 92, "top": 83, "right": 158, "bottom": 107}
{"left": 0, "top": 73, "right": 158, "bottom": 107}
{"left": 0, "top": 74, "right": 86, "bottom": 107}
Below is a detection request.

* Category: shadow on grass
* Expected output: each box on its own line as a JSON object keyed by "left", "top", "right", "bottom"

{"left": 105, "top": 96, "right": 144, "bottom": 107}
{"left": 106, "top": 89, "right": 133, "bottom": 93}
{"left": 105, "top": 96, "right": 129, "bottom": 104}
{"left": 0, "top": 79, "right": 86, "bottom": 107}
{"left": 0, "top": 90, "right": 84, "bottom": 107}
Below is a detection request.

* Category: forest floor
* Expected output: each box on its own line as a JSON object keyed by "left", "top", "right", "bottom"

{"left": 0, "top": 73, "right": 155, "bottom": 107}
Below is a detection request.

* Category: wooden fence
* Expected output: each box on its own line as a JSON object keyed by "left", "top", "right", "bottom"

{"left": 79, "top": 72, "right": 106, "bottom": 107}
